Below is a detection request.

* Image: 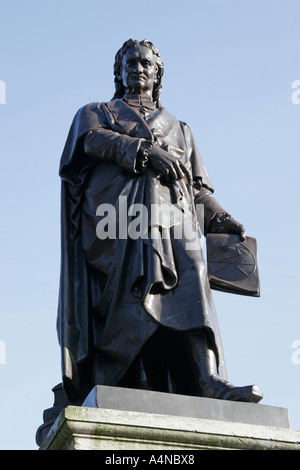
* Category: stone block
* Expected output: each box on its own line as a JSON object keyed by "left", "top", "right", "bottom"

{"left": 39, "top": 386, "right": 300, "bottom": 450}
{"left": 82, "top": 385, "right": 290, "bottom": 429}
{"left": 40, "top": 405, "right": 300, "bottom": 450}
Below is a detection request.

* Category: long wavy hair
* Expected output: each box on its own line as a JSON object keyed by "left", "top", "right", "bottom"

{"left": 112, "top": 39, "right": 164, "bottom": 109}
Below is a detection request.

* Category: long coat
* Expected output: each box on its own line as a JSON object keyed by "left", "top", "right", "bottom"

{"left": 57, "top": 100, "right": 227, "bottom": 401}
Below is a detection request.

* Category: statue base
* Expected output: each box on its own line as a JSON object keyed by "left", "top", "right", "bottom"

{"left": 38, "top": 385, "right": 300, "bottom": 450}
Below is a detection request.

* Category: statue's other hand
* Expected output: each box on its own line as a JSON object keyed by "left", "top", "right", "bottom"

{"left": 222, "top": 217, "right": 246, "bottom": 241}
{"left": 209, "top": 213, "right": 246, "bottom": 241}
{"left": 148, "top": 146, "right": 192, "bottom": 184}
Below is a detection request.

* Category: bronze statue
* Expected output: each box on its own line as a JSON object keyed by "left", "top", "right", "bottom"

{"left": 57, "top": 39, "right": 263, "bottom": 404}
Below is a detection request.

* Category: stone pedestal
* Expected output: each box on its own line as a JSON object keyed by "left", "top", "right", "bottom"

{"left": 39, "top": 386, "right": 300, "bottom": 450}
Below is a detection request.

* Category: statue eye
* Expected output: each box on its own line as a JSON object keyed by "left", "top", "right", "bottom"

{"left": 127, "top": 59, "right": 136, "bottom": 67}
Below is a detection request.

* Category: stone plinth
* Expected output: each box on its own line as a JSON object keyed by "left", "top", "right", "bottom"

{"left": 82, "top": 385, "right": 290, "bottom": 428}
{"left": 39, "top": 386, "right": 300, "bottom": 450}
{"left": 40, "top": 406, "right": 300, "bottom": 450}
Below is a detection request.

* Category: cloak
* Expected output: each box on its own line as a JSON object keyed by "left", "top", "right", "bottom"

{"left": 57, "top": 100, "right": 227, "bottom": 402}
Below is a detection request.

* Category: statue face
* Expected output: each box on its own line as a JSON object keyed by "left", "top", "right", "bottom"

{"left": 121, "top": 45, "right": 157, "bottom": 96}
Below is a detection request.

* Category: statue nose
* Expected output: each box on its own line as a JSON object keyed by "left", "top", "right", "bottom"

{"left": 135, "top": 63, "right": 144, "bottom": 74}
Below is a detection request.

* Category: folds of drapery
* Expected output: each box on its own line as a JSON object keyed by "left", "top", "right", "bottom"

{"left": 57, "top": 100, "right": 227, "bottom": 401}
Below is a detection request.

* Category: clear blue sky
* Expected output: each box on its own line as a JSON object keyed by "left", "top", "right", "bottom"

{"left": 0, "top": 0, "right": 299, "bottom": 449}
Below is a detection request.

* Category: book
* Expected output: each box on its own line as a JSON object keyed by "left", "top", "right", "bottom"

{"left": 206, "top": 233, "right": 260, "bottom": 297}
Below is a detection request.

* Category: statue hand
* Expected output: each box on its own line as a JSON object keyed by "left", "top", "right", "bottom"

{"left": 209, "top": 213, "right": 246, "bottom": 241}
{"left": 148, "top": 146, "right": 192, "bottom": 184}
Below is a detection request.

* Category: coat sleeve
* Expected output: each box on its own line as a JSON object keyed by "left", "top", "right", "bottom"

{"left": 59, "top": 102, "right": 146, "bottom": 185}
{"left": 194, "top": 187, "right": 227, "bottom": 235}
{"left": 181, "top": 122, "right": 227, "bottom": 234}
{"left": 83, "top": 128, "right": 143, "bottom": 174}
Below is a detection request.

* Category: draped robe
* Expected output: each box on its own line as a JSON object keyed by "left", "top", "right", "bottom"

{"left": 57, "top": 99, "right": 227, "bottom": 401}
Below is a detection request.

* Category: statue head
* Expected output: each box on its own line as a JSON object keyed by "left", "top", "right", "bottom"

{"left": 112, "top": 39, "right": 164, "bottom": 108}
